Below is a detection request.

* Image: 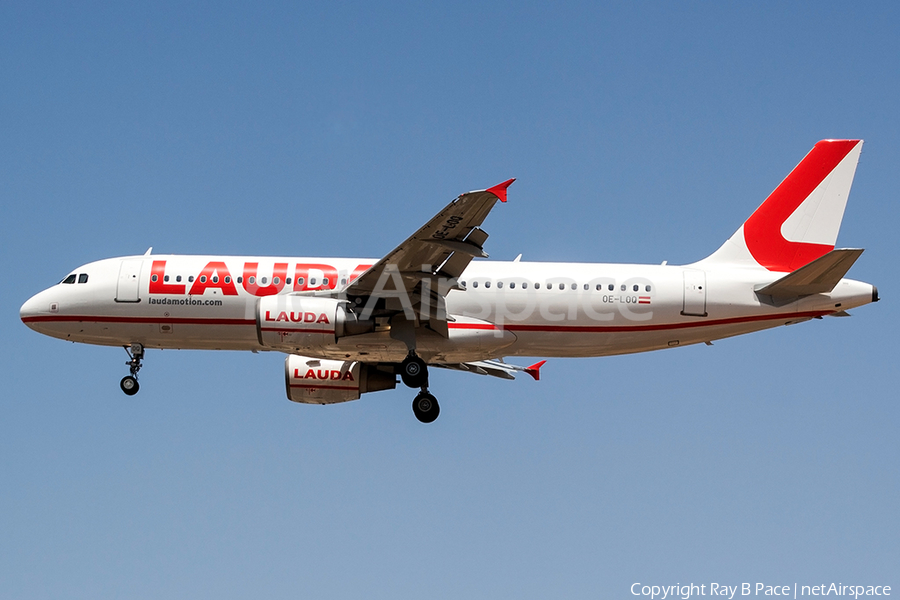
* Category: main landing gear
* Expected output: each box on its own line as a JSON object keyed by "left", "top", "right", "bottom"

{"left": 412, "top": 391, "right": 439, "bottom": 424}
{"left": 401, "top": 354, "right": 439, "bottom": 423}
{"left": 120, "top": 343, "right": 144, "bottom": 396}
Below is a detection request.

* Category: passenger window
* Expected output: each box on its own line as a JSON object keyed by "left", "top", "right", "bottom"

{"left": 596, "top": 284, "right": 602, "bottom": 291}
{"left": 534, "top": 282, "right": 540, "bottom": 289}
{"left": 236, "top": 276, "right": 242, "bottom": 284}
{"left": 608, "top": 284, "right": 614, "bottom": 291}
{"left": 509, "top": 282, "right": 515, "bottom": 289}
{"left": 633, "top": 284, "right": 639, "bottom": 292}
{"left": 249, "top": 276, "right": 256, "bottom": 284}
{"left": 273, "top": 277, "right": 279, "bottom": 285}
{"left": 497, "top": 281, "right": 503, "bottom": 289}
{"left": 460, "top": 281, "right": 466, "bottom": 288}
{"left": 559, "top": 283, "right": 565, "bottom": 290}
{"left": 224, "top": 276, "right": 231, "bottom": 284}
{"left": 583, "top": 284, "right": 588, "bottom": 291}
{"left": 286, "top": 278, "right": 292, "bottom": 285}
{"left": 323, "top": 278, "right": 329, "bottom": 286}
{"left": 78, "top": 274, "right": 88, "bottom": 284}
{"left": 522, "top": 282, "right": 528, "bottom": 289}
{"left": 176, "top": 275, "right": 182, "bottom": 282}
{"left": 200, "top": 276, "right": 208, "bottom": 283}
{"left": 571, "top": 283, "right": 577, "bottom": 290}
{"left": 485, "top": 281, "right": 491, "bottom": 288}
{"left": 472, "top": 281, "right": 478, "bottom": 288}
{"left": 297, "top": 277, "right": 305, "bottom": 285}
{"left": 340, "top": 278, "right": 346, "bottom": 285}
{"left": 620, "top": 284, "right": 626, "bottom": 291}
{"left": 260, "top": 277, "right": 267, "bottom": 284}
{"left": 164, "top": 275, "right": 170, "bottom": 282}
{"left": 212, "top": 276, "right": 219, "bottom": 283}
{"left": 151, "top": 274, "right": 159, "bottom": 283}
{"left": 645, "top": 285, "right": 652, "bottom": 292}
{"left": 310, "top": 278, "right": 317, "bottom": 285}
{"left": 188, "top": 276, "right": 195, "bottom": 282}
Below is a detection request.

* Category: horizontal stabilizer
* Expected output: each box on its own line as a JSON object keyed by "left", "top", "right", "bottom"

{"left": 755, "top": 248, "right": 864, "bottom": 299}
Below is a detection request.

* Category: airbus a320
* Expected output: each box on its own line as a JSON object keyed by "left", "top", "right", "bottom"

{"left": 21, "top": 140, "right": 878, "bottom": 422}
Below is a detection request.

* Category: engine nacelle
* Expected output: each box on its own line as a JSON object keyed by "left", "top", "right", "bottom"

{"left": 257, "top": 295, "right": 374, "bottom": 352}
{"left": 285, "top": 354, "right": 397, "bottom": 404}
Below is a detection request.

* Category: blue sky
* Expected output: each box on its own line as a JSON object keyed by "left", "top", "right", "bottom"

{"left": 2, "top": 2, "right": 898, "bottom": 598}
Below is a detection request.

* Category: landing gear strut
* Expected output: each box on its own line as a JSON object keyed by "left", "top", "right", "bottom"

{"left": 120, "top": 343, "right": 144, "bottom": 396}
{"left": 400, "top": 353, "right": 440, "bottom": 423}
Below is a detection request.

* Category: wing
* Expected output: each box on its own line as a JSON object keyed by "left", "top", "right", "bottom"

{"left": 346, "top": 179, "right": 514, "bottom": 295}
{"left": 434, "top": 359, "right": 546, "bottom": 381}
{"left": 340, "top": 179, "right": 514, "bottom": 335}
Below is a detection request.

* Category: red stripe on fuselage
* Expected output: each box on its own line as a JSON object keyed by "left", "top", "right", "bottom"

{"left": 22, "top": 311, "right": 830, "bottom": 334}
{"left": 21, "top": 315, "right": 256, "bottom": 326}
{"left": 447, "top": 310, "right": 830, "bottom": 333}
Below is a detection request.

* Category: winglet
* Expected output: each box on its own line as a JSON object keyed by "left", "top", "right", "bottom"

{"left": 524, "top": 360, "right": 546, "bottom": 381}
{"left": 486, "top": 178, "right": 516, "bottom": 203}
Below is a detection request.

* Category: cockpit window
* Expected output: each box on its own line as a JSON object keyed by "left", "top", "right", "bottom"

{"left": 62, "top": 274, "right": 77, "bottom": 284}
{"left": 78, "top": 274, "right": 89, "bottom": 284}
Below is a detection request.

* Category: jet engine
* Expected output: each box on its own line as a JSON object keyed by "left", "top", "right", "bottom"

{"left": 284, "top": 354, "right": 396, "bottom": 404}
{"left": 257, "top": 295, "right": 374, "bottom": 352}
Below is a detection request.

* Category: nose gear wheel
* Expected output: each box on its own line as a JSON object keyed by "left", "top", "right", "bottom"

{"left": 120, "top": 344, "right": 144, "bottom": 396}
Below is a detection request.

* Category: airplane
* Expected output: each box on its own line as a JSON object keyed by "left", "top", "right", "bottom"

{"left": 20, "top": 139, "right": 878, "bottom": 423}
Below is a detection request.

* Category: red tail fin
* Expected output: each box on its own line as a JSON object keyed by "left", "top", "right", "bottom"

{"left": 700, "top": 140, "right": 863, "bottom": 272}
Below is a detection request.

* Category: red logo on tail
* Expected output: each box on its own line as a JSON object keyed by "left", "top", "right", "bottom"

{"left": 744, "top": 140, "right": 858, "bottom": 272}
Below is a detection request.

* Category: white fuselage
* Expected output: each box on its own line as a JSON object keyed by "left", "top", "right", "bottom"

{"left": 20, "top": 254, "right": 875, "bottom": 364}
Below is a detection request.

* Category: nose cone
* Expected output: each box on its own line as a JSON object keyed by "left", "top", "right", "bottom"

{"left": 21, "top": 294, "right": 39, "bottom": 324}
{"left": 20, "top": 289, "right": 56, "bottom": 332}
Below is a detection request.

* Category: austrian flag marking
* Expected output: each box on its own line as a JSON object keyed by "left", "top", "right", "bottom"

{"left": 638, "top": 296, "right": 651, "bottom": 305}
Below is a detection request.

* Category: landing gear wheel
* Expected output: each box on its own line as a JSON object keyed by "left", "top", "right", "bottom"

{"left": 120, "top": 375, "right": 140, "bottom": 396}
{"left": 412, "top": 392, "right": 440, "bottom": 423}
{"left": 121, "top": 343, "right": 144, "bottom": 396}
{"left": 400, "top": 355, "right": 428, "bottom": 388}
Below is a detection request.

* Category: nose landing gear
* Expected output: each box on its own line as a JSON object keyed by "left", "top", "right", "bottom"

{"left": 120, "top": 343, "right": 144, "bottom": 396}
{"left": 400, "top": 353, "right": 440, "bottom": 423}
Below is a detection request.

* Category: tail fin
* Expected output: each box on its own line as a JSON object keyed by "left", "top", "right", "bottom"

{"left": 700, "top": 139, "right": 863, "bottom": 272}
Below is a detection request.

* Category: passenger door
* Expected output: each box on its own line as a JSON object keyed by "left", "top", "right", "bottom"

{"left": 115, "top": 259, "right": 144, "bottom": 302}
